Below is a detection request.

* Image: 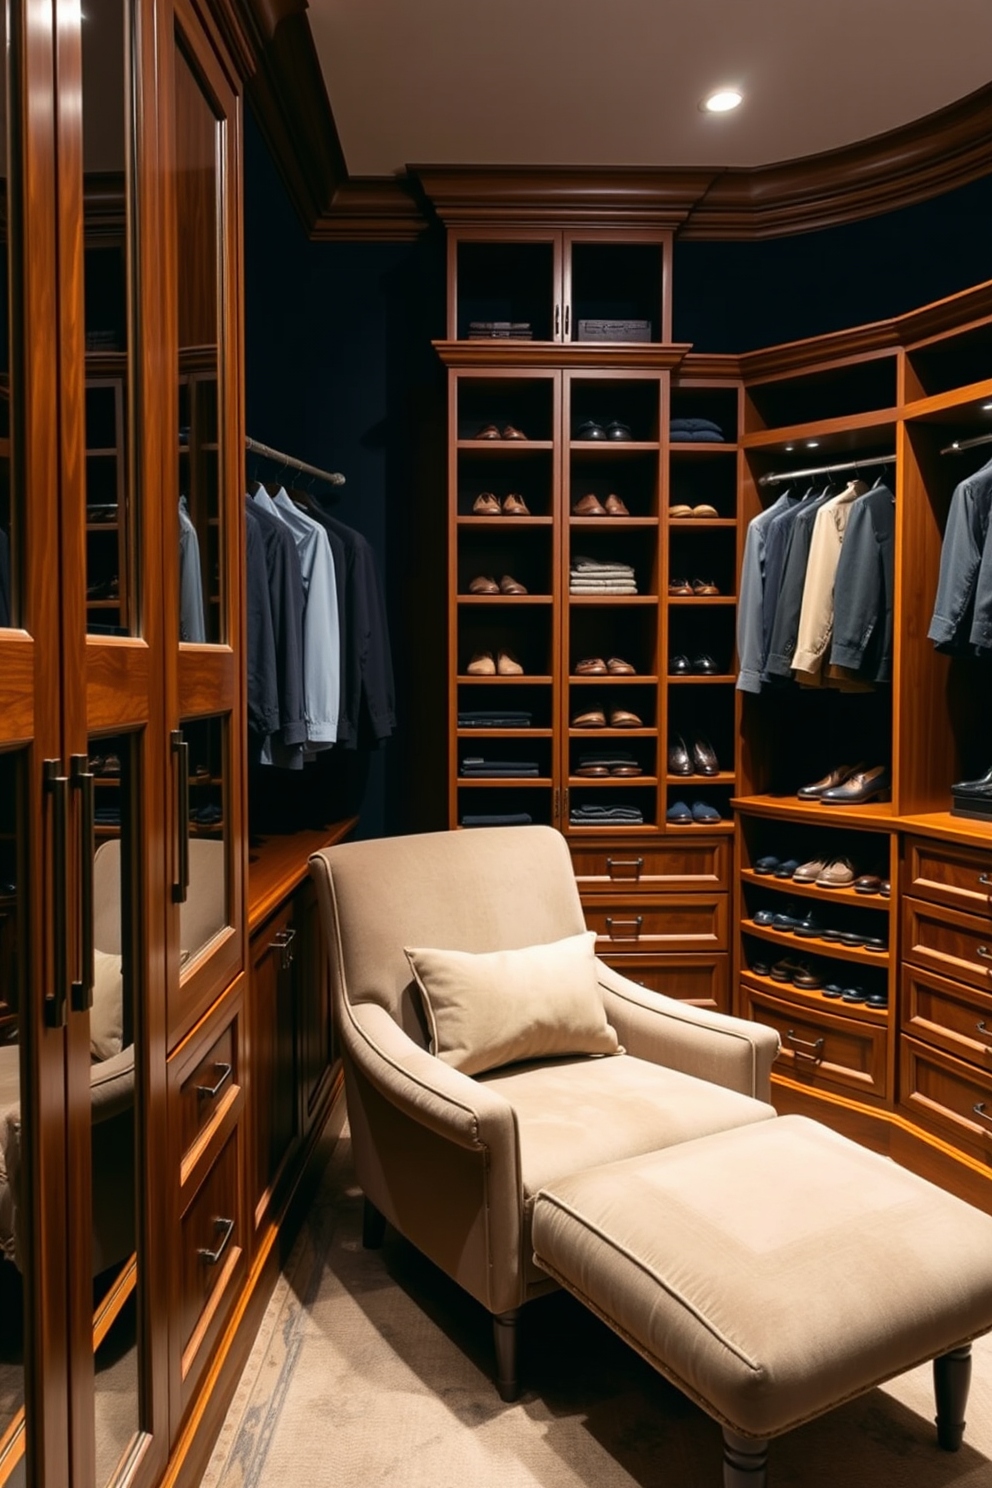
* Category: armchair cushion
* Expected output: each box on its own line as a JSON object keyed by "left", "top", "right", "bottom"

{"left": 405, "top": 931, "right": 620, "bottom": 1076}
{"left": 91, "top": 949, "right": 124, "bottom": 1061}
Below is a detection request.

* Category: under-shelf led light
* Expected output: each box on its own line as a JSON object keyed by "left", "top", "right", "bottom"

{"left": 701, "top": 88, "right": 743, "bottom": 113}
{"left": 982, "top": 402, "right": 992, "bottom": 411}
{"left": 806, "top": 440, "right": 820, "bottom": 449}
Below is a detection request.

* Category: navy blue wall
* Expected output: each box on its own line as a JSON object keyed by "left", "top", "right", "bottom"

{"left": 244, "top": 104, "right": 992, "bottom": 835}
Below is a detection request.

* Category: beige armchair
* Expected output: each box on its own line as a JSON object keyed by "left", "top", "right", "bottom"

{"left": 309, "top": 825, "right": 780, "bottom": 1399}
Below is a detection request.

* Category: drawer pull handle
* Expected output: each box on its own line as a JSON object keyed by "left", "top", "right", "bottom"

{"left": 606, "top": 856, "right": 644, "bottom": 881}
{"left": 198, "top": 1216, "right": 235, "bottom": 1266}
{"left": 977, "top": 945, "right": 992, "bottom": 964}
{"left": 270, "top": 926, "right": 297, "bottom": 969}
{"left": 605, "top": 915, "right": 643, "bottom": 941}
{"left": 785, "top": 1029, "right": 824, "bottom": 1060}
{"left": 196, "top": 1062, "right": 233, "bottom": 1100}
{"left": 978, "top": 873, "right": 992, "bottom": 888}
{"left": 972, "top": 1103, "right": 992, "bottom": 1129}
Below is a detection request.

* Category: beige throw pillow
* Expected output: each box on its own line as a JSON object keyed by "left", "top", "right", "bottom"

{"left": 91, "top": 949, "right": 124, "bottom": 1061}
{"left": 404, "top": 931, "right": 620, "bottom": 1076}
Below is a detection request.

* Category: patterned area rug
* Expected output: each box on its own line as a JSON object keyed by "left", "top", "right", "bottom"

{"left": 202, "top": 1107, "right": 992, "bottom": 1488}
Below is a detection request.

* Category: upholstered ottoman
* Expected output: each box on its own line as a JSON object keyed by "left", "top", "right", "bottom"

{"left": 532, "top": 1116, "right": 992, "bottom": 1487}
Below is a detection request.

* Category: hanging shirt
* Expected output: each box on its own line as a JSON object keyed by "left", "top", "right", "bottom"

{"left": 928, "top": 456, "right": 992, "bottom": 654}
{"left": 254, "top": 487, "right": 340, "bottom": 748}
{"left": 178, "top": 496, "right": 206, "bottom": 643}
{"left": 736, "top": 491, "right": 796, "bottom": 693}
{"left": 244, "top": 501, "right": 280, "bottom": 748}
{"left": 763, "top": 490, "right": 837, "bottom": 679}
{"left": 791, "top": 481, "right": 867, "bottom": 682}
{"left": 830, "top": 484, "right": 896, "bottom": 683}
{"left": 245, "top": 494, "right": 307, "bottom": 769}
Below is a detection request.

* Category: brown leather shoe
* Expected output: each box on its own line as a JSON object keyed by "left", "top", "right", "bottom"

{"left": 668, "top": 578, "right": 693, "bottom": 596}
{"left": 815, "top": 856, "right": 857, "bottom": 887}
{"left": 575, "top": 763, "right": 609, "bottom": 777}
{"left": 610, "top": 708, "right": 643, "bottom": 728}
{"left": 611, "top": 763, "right": 643, "bottom": 776}
{"left": 604, "top": 493, "right": 629, "bottom": 516}
{"left": 572, "top": 708, "right": 606, "bottom": 728}
{"left": 574, "top": 657, "right": 607, "bottom": 676}
{"left": 691, "top": 578, "right": 721, "bottom": 596}
{"left": 466, "top": 651, "right": 495, "bottom": 675}
{"left": 668, "top": 504, "right": 693, "bottom": 518}
{"left": 475, "top": 423, "right": 501, "bottom": 440}
{"left": 606, "top": 656, "right": 635, "bottom": 675}
{"left": 496, "top": 648, "right": 523, "bottom": 675}
{"left": 502, "top": 493, "right": 530, "bottom": 515}
{"left": 797, "top": 762, "right": 867, "bottom": 800}
{"left": 692, "top": 504, "right": 719, "bottom": 518}
{"left": 472, "top": 492, "right": 501, "bottom": 514}
{"left": 572, "top": 493, "right": 607, "bottom": 516}
{"left": 468, "top": 575, "right": 499, "bottom": 594}
{"left": 502, "top": 424, "right": 528, "bottom": 441}
{"left": 499, "top": 574, "right": 528, "bottom": 595}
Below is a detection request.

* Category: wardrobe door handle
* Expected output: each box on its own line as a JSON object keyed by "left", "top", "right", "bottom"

{"left": 978, "top": 873, "right": 992, "bottom": 888}
{"left": 976, "top": 945, "right": 992, "bottom": 964}
{"left": 785, "top": 1029, "right": 824, "bottom": 1060}
{"left": 270, "top": 927, "right": 296, "bottom": 970}
{"left": 972, "top": 1102, "right": 992, "bottom": 1129}
{"left": 196, "top": 1063, "right": 233, "bottom": 1100}
{"left": 554, "top": 304, "right": 560, "bottom": 338}
{"left": 172, "top": 730, "right": 190, "bottom": 903}
{"left": 44, "top": 760, "right": 70, "bottom": 1027}
{"left": 198, "top": 1216, "right": 235, "bottom": 1266}
{"left": 564, "top": 304, "right": 570, "bottom": 338}
{"left": 70, "top": 754, "right": 95, "bottom": 1011}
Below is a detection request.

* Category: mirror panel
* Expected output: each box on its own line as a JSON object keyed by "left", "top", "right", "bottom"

{"left": 0, "top": 750, "right": 24, "bottom": 1483}
{"left": 179, "top": 716, "right": 229, "bottom": 969}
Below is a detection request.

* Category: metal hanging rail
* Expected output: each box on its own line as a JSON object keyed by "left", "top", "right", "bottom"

{"left": 940, "top": 432, "right": 992, "bottom": 456}
{"left": 758, "top": 451, "right": 895, "bottom": 487}
{"left": 245, "top": 435, "right": 345, "bottom": 487}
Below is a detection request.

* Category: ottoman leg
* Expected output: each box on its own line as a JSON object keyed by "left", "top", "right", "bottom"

{"left": 493, "top": 1308, "right": 520, "bottom": 1402}
{"left": 362, "top": 1196, "right": 386, "bottom": 1249}
{"left": 722, "top": 1427, "right": 768, "bottom": 1487}
{"left": 934, "top": 1343, "right": 972, "bottom": 1451}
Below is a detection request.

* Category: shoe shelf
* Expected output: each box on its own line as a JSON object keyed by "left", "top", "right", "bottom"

{"left": 741, "top": 969, "right": 888, "bottom": 1023}
{"left": 456, "top": 438, "right": 555, "bottom": 452}
{"left": 567, "top": 441, "right": 660, "bottom": 455}
{"left": 569, "top": 516, "right": 659, "bottom": 528}
{"left": 739, "top": 868, "right": 888, "bottom": 906}
{"left": 456, "top": 516, "right": 554, "bottom": 527}
{"left": 668, "top": 595, "right": 737, "bottom": 606}
{"left": 457, "top": 674, "right": 553, "bottom": 685}
{"left": 668, "top": 675, "right": 736, "bottom": 686}
{"left": 569, "top": 727, "right": 656, "bottom": 739}
{"left": 732, "top": 794, "right": 897, "bottom": 828}
{"left": 456, "top": 778, "right": 554, "bottom": 789}
{"left": 668, "top": 442, "right": 737, "bottom": 455}
{"left": 898, "top": 812, "right": 992, "bottom": 848}
{"left": 567, "top": 775, "right": 660, "bottom": 788}
{"left": 457, "top": 594, "right": 553, "bottom": 604}
{"left": 570, "top": 674, "right": 660, "bottom": 685}
{"left": 741, "top": 919, "right": 890, "bottom": 969}
{"left": 569, "top": 595, "right": 658, "bottom": 606}
{"left": 666, "top": 771, "right": 736, "bottom": 786}
{"left": 666, "top": 820, "right": 736, "bottom": 835}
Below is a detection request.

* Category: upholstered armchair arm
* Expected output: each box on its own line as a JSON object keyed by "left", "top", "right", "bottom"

{"left": 348, "top": 1002, "right": 518, "bottom": 1153}
{"left": 596, "top": 961, "right": 780, "bottom": 1102}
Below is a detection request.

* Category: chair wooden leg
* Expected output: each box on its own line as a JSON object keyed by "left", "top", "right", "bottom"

{"left": 493, "top": 1309, "right": 520, "bottom": 1402}
{"left": 722, "top": 1428, "right": 768, "bottom": 1488}
{"left": 362, "top": 1195, "right": 386, "bottom": 1249}
{"left": 934, "top": 1343, "right": 972, "bottom": 1451}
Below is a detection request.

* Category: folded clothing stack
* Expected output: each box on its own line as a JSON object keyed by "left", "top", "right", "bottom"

{"left": 461, "top": 812, "right": 534, "bottom": 827}
{"left": 459, "top": 757, "right": 540, "bottom": 777}
{"left": 570, "top": 555, "right": 637, "bottom": 595}
{"left": 570, "top": 803, "right": 644, "bottom": 825}
{"left": 468, "top": 321, "right": 534, "bottom": 340}
{"left": 457, "top": 710, "right": 533, "bottom": 728}
{"left": 670, "top": 417, "right": 725, "bottom": 443}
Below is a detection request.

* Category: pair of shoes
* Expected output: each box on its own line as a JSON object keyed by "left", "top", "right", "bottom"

{"left": 854, "top": 869, "right": 890, "bottom": 895}
{"left": 668, "top": 734, "right": 720, "bottom": 776}
{"left": 475, "top": 423, "right": 527, "bottom": 440}
{"left": 87, "top": 574, "right": 120, "bottom": 600}
{"left": 669, "top": 577, "right": 720, "bottom": 596}
{"left": 572, "top": 493, "right": 630, "bottom": 516}
{"left": 87, "top": 503, "right": 118, "bottom": 524}
{"left": 797, "top": 763, "right": 891, "bottom": 805}
{"left": 769, "top": 956, "right": 826, "bottom": 990}
{"left": 823, "top": 982, "right": 888, "bottom": 1006}
{"left": 467, "top": 650, "right": 523, "bottom": 676}
{"left": 669, "top": 503, "right": 719, "bottom": 518}
{"left": 574, "top": 756, "right": 643, "bottom": 778}
{"left": 468, "top": 574, "right": 528, "bottom": 595}
{"left": 472, "top": 492, "right": 530, "bottom": 516}
{"left": 669, "top": 653, "right": 719, "bottom": 675}
{"left": 573, "top": 656, "right": 635, "bottom": 676}
{"left": 575, "top": 420, "right": 633, "bottom": 442}
{"left": 572, "top": 707, "right": 643, "bottom": 728}
{"left": 791, "top": 854, "right": 857, "bottom": 888}
{"left": 87, "top": 753, "right": 121, "bottom": 778}
{"left": 667, "top": 799, "right": 723, "bottom": 824}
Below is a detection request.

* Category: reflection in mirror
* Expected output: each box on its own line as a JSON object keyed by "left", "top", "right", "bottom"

{"left": 175, "top": 45, "right": 222, "bottom": 644}
{"left": 0, "top": 752, "right": 24, "bottom": 1481}
{"left": 179, "top": 717, "right": 228, "bottom": 967}
{"left": 0, "top": 0, "right": 13, "bottom": 630}
{"left": 88, "top": 736, "right": 140, "bottom": 1483}
{"left": 82, "top": 0, "right": 132, "bottom": 638}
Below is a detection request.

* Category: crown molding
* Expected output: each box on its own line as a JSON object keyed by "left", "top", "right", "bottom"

{"left": 415, "top": 167, "right": 712, "bottom": 231}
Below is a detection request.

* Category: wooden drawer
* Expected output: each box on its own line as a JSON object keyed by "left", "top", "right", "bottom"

{"left": 741, "top": 981, "right": 888, "bottom": 1101}
{"left": 903, "top": 836, "right": 992, "bottom": 919}
{"left": 901, "top": 962, "right": 992, "bottom": 1072}
{"left": 572, "top": 838, "right": 729, "bottom": 894}
{"left": 599, "top": 953, "right": 728, "bottom": 1011}
{"left": 900, "top": 1035, "right": 992, "bottom": 1166}
{"left": 902, "top": 895, "right": 992, "bottom": 994}
{"left": 179, "top": 1120, "right": 244, "bottom": 1387}
{"left": 584, "top": 894, "right": 727, "bottom": 952}
{"left": 178, "top": 1015, "right": 239, "bottom": 1165}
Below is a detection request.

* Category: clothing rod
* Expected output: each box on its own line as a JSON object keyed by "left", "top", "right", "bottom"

{"left": 939, "top": 432, "right": 992, "bottom": 456}
{"left": 245, "top": 436, "right": 345, "bottom": 486}
{"left": 757, "top": 452, "right": 895, "bottom": 487}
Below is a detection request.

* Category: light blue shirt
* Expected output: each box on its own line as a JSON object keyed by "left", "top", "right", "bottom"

{"left": 736, "top": 492, "right": 795, "bottom": 693}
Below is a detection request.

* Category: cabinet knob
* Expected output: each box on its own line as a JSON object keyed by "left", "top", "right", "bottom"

{"left": 785, "top": 1029, "right": 824, "bottom": 1061}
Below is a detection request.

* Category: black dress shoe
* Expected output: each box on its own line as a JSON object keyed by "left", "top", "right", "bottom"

{"left": 771, "top": 904, "right": 804, "bottom": 931}
{"left": 754, "top": 855, "right": 780, "bottom": 875}
{"left": 797, "top": 762, "right": 866, "bottom": 801}
{"left": 753, "top": 907, "right": 783, "bottom": 926}
{"left": 842, "top": 985, "right": 870, "bottom": 1003}
{"left": 668, "top": 734, "right": 693, "bottom": 775}
{"left": 773, "top": 858, "right": 801, "bottom": 879}
{"left": 692, "top": 736, "right": 720, "bottom": 775}
{"left": 606, "top": 420, "right": 633, "bottom": 441}
{"left": 952, "top": 764, "right": 992, "bottom": 794}
{"left": 793, "top": 911, "right": 827, "bottom": 938}
{"left": 839, "top": 930, "right": 867, "bottom": 947}
{"left": 576, "top": 420, "right": 606, "bottom": 440}
{"left": 862, "top": 935, "right": 888, "bottom": 952}
{"left": 822, "top": 983, "right": 845, "bottom": 998}
{"left": 668, "top": 654, "right": 691, "bottom": 676}
{"left": 692, "top": 654, "right": 719, "bottom": 675}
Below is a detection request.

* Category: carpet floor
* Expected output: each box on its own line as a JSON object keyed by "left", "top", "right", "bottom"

{"left": 202, "top": 1107, "right": 992, "bottom": 1488}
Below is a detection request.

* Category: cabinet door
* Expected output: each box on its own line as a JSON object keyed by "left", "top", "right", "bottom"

{"left": 249, "top": 906, "right": 298, "bottom": 1238}
{"left": 164, "top": 0, "right": 245, "bottom": 1044}
{"left": 448, "top": 228, "right": 564, "bottom": 343}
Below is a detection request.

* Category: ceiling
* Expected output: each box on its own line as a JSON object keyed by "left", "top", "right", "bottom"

{"left": 307, "top": 0, "right": 992, "bottom": 179}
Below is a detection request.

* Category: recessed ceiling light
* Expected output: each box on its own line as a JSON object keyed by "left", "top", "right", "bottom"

{"left": 701, "top": 88, "right": 743, "bottom": 114}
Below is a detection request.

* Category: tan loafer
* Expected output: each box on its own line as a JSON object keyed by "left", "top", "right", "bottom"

{"left": 692, "top": 503, "right": 719, "bottom": 518}
{"left": 499, "top": 574, "right": 528, "bottom": 594}
{"left": 604, "top": 493, "right": 630, "bottom": 516}
{"left": 610, "top": 708, "right": 643, "bottom": 728}
{"left": 502, "top": 424, "right": 528, "bottom": 440}
{"left": 466, "top": 651, "right": 495, "bottom": 675}
{"left": 668, "top": 578, "right": 693, "bottom": 595}
{"left": 574, "top": 763, "right": 609, "bottom": 777}
{"left": 606, "top": 657, "right": 635, "bottom": 675}
{"left": 472, "top": 492, "right": 501, "bottom": 514}
{"left": 572, "top": 493, "right": 607, "bottom": 516}
{"left": 502, "top": 493, "right": 530, "bottom": 515}
{"left": 496, "top": 649, "right": 524, "bottom": 676}
{"left": 475, "top": 423, "right": 501, "bottom": 440}
{"left": 572, "top": 708, "right": 606, "bottom": 728}
{"left": 691, "top": 578, "right": 721, "bottom": 596}
{"left": 574, "top": 657, "right": 608, "bottom": 676}
{"left": 468, "top": 575, "right": 499, "bottom": 594}
{"left": 668, "top": 504, "right": 694, "bottom": 518}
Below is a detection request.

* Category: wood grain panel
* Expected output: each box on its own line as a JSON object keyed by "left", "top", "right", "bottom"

{"left": 177, "top": 648, "right": 236, "bottom": 715}
{"left": 742, "top": 983, "right": 888, "bottom": 1100}
{"left": 900, "top": 1035, "right": 992, "bottom": 1166}
{"left": 903, "top": 835, "right": 992, "bottom": 918}
{"left": 583, "top": 894, "right": 727, "bottom": 952}
{"left": 599, "top": 953, "right": 728, "bottom": 1010}
{"left": 85, "top": 639, "right": 151, "bottom": 728}
{"left": 901, "top": 961, "right": 992, "bottom": 1072}
{"left": 902, "top": 895, "right": 992, "bottom": 994}
{"left": 571, "top": 836, "right": 729, "bottom": 892}
{"left": 0, "top": 635, "right": 35, "bottom": 744}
